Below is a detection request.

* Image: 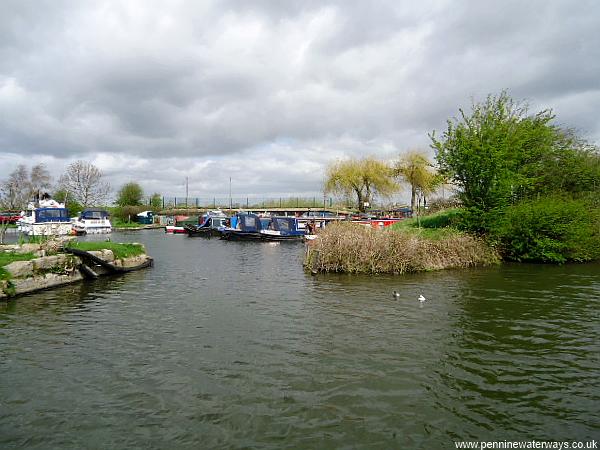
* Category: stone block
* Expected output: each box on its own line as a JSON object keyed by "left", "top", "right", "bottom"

{"left": 4, "top": 260, "right": 34, "bottom": 278}
{"left": 12, "top": 272, "right": 83, "bottom": 295}
{"left": 16, "top": 243, "right": 41, "bottom": 254}
{"left": 32, "top": 254, "right": 70, "bottom": 271}
{"left": 87, "top": 250, "right": 115, "bottom": 262}
{"left": 118, "top": 254, "right": 150, "bottom": 269}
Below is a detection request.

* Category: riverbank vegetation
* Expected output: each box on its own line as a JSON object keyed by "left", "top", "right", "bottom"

{"left": 304, "top": 221, "right": 498, "bottom": 274}
{"left": 0, "top": 252, "right": 36, "bottom": 280}
{"left": 65, "top": 241, "right": 146, "bottom": 259}
{"left": 432, "top": 91, "right": 600, "bottom": 263}
{"left": 311, "top": 91, "right": 599, "bottom": 273}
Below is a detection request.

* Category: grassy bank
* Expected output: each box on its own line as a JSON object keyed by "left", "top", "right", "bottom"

{"left": 304, "top": 221, "right": 499, "bottom": 274}
{"left": 66, "top": 241, "right": 146, "bottom": 259}
{"left": 0, "top": 252, "right": 36, "bottom": 280}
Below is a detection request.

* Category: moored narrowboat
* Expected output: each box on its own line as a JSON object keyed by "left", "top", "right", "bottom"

{"left": 185, "top": 210, "right": 228, "bottom": 237}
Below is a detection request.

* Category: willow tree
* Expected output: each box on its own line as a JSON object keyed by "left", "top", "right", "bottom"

{"left": 393, "top": 151, "right": 441, "bottom": 213}
{"left": 325, "top": 157, "right": 398, "bottom": 212}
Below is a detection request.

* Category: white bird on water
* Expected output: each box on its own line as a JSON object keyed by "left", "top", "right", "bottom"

{"left": 418, "top": 294, "right": 426, "bottom": 303}
{"left": 393, "top": 291, "right": 400, "bottom": 299}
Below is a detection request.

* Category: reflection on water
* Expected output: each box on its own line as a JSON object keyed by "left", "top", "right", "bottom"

{"left": 1, "top": 230, "right": 599, "bottom": 449}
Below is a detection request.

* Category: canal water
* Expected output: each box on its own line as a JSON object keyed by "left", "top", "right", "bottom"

{"left": 1, "top": 230, "right": 599, "bottom": 449}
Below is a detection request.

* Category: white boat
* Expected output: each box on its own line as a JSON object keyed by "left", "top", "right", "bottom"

{"left": 17, "top": 197, "right": 73, "bottom": 236}
{"left": 71, "top": 209, "right": 112, "bottom": 235}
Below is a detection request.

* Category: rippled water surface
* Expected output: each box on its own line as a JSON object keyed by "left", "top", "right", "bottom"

{"left": 1, "top": 230, "right": 599, "bottom": 449}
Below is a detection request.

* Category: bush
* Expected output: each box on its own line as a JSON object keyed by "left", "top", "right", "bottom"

{"left": 491, "top": 196, "right": 600, "bottom": 263}
{"left": 110, "top": 205, "right": 148, "bottom": 222}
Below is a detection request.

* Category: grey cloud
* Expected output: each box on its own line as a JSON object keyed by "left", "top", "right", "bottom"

{"left": 1, "top": 0, "right": 599, "bottom": 197}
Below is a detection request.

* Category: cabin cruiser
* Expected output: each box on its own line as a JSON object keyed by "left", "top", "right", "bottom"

{"left": 17, "top": 196, "right": 72, "bottom": 236}
{"left": 185, "top": 210, "right": 228, "bottom": 237}
{"left": 71, "top": 209, "right": 112, "bottom": 235}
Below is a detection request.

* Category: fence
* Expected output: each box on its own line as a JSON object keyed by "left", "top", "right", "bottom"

{"left": 149, "top": 196, "right": 337, "bottom": 210}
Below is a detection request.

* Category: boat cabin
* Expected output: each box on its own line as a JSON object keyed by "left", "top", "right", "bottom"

{"left": 34, "top": 207, "right": 71, "bottom": 223}
{"left": 269, "top": 216, "right": 302, "bottom": 235}
{"left": 79, "top": 209, "right": 110, "bottom": 221}
{"left": 232, "top": 213, "right": 262, "bottom": 232}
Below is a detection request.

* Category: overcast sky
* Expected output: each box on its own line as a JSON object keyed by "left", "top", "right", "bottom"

{"left": 1, "top": 0, "right": 599, "bottom": 202}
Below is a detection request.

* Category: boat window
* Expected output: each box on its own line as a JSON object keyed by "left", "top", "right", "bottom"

{"left": 82, "top": 211, "right": 107, "bottom": 219}
{"left": 212, "top": 218, "right": 225, "bottom": 227}
{"left": 244, "top": 216, "right": 257, "bottom": 228}
{"left": 275, "top": 218, "right": 292, "bottom": 232}
{"left": 36, "top": 208, "right": 70, "bottom": 221}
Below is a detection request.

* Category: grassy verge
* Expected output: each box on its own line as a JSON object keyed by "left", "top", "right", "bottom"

{"left": 0, "top": 252, "right": 36, "bottom": 280}
{"left": 305, "top": 221, "right": 498, "bottom": 274}
{"left": 111, "top": 218, "right": 149, "bottom": 228}
{"left": 66, "top": 241, "right": 146, "bottom": 259}
{"left": 390, "top": 209, "right": 461, "bottom": 231}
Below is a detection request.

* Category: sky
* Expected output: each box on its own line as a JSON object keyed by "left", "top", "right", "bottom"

{"left": 1, "top": 0, "right": 599, "bottom": 203}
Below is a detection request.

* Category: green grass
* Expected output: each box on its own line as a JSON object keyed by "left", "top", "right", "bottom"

{"left": 66, "top": 241, "right": 145, "bottom": 259}
{"left": 112, "top": 218, "right": 149, "bottom": 228}
{"left": 0, "top": 252, "right": 36, "bottom": 280}
{"left": 389, "top": 208, "right": 462, "bottom": 240}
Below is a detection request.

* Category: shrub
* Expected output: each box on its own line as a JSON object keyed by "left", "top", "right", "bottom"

{"left": 111, "top": 205, "right": 148, "bottom": 222}
{"left": 491, "top": 196, "right": 600, "bottom": 263}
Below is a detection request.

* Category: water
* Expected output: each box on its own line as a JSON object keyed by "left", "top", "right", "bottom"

{"left": 1, "top": 230, "right": 599, "bottom": 449}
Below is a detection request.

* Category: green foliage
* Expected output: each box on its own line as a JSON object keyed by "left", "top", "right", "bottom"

{"left": 54, "top": 188, "right": 84, "bottom": 216}
{"left": 66, "top": 241, "right": 145, "bottom": 259}
{"left": 0, "top": 252, "right": 36, "bottom": 280}
{"left": 390, "top": 208, "right": 461, "bottom": 230}
{"left": 394, "top": 151, "right": 441, "bottom": 212}
{"left": 491, "top": 196, "right": 600, "bottom": 263}
{"left": 325, "top": 157, "right": 399, "bottom": 212}
{"left": 116, "top": 182, "right": 144, "bottom": 207}
{"left": 110, "top": 205, "right": 147, "bottom": 222}
{"left": 150, "top": 193, "right": 162, "bottom": 211}
{"left": 431, "top": 91, "right": 559, "bottom": 217}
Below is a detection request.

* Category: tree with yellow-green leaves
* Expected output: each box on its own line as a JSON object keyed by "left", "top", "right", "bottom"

{"left": 393, "top": 151, "right": 442, "bottom": 215}
{"left": 325, "top": 157, "right": 399, "bottom": 212}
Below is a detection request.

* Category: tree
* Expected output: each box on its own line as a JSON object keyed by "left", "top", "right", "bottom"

{"left": 0, "top": 164, "right": 52, "bottom": 209}
{"left": 116, "top": 182, "right": 144, "bottom": 207}
{"left": 29, "top": 164, "right": 52, "bottom": 199}
{"left": 430, "top": 91, "right": 569, "bottom": 234}
{"left": 54, "top": 188, "right": 83, "bottom": 217}
{"left": 59, "top": 161, "right": 110, "bottom": 207}
{"left": 150, "top": 193, "right": 162, "bottom": 211}
{"left": 0, "top": 165, "right": 29, "bottom": 209}
{"left": 325, "top": 157, "right": 398, "bottom": 212}
{"left": 394, "top": 151, "right": 441, "bottom": 214}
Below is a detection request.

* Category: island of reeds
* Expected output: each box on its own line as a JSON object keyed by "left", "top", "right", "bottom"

{"left": 305, "top": 92, "right": 600, "bottom": 274}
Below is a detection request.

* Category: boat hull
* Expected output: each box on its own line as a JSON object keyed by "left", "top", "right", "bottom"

{"left": 259, "top": 233, "right": 304, "bottom": 242}
{"left": 184, "top": 225, "right": 220, "bottom": 237}
{"left": 219, "top": 230, "right": 263, "bottom": 241}
{"left": 18, "top": 222, "right": 73, "bottom": 236}
{"left": 165, "top": 226, "right": 186, "bottom": 234}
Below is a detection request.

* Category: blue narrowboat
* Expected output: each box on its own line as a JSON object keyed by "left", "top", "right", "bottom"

{"left": 219, "top": 213, "right": 264, "bottom": 241}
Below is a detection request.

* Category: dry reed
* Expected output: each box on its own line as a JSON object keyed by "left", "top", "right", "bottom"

{"left": 304, "top": 222, "right": 499, "bottom": 274}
